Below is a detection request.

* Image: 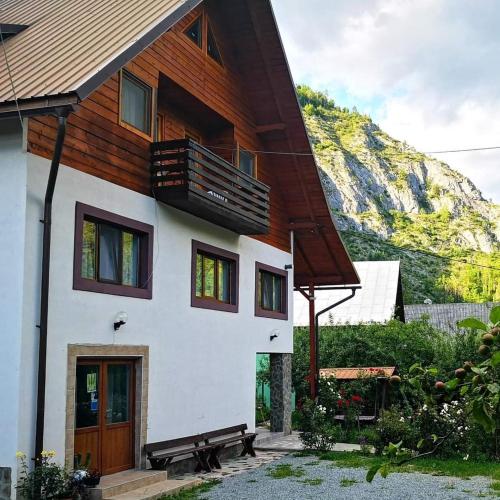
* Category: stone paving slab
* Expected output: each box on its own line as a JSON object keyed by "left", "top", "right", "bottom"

{"left": 255, "top": 431, "right": 362, "bottom": 452}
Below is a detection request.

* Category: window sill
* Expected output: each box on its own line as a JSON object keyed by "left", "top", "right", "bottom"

{"left": 254, "top": 308, "right": 288, "bottom": 321}
{"left": 191, "top": 296, "right": 238, "bottom": 313}
{"left": 74, "top": 278, "right": 152, "bottom": 299}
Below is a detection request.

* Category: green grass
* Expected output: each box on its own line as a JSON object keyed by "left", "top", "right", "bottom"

{"left": 340, "top": 477, "right": 358, "bottom": 487}
{"left": 163, "top": 480, "right": 221, "bottom": 500}
{"left": 318, "top": 451, "right": 499, "bottom": 481}
{"left": 298, "top": 478, "right": 323, "bottom": 486}
{"left": 267, "top": 464, "right": 305, "bottom": 479}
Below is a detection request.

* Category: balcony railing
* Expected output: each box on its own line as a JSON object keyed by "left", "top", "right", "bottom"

{"left": 151, "top": 139, "right": 270, "bottom": 235}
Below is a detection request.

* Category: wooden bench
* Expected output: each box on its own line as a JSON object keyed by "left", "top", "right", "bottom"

{"left": 202, "top": 424, "right": 256, "bottom": 469}
{"left": 144, "top": 434, "right": 213, "bottom": 472}
{"left": 144, "top": 424, "right": 256, "bottom": 472}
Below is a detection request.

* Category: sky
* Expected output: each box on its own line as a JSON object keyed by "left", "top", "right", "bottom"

{"left": 272, "top": 0, "right": 500, "bottom": 204}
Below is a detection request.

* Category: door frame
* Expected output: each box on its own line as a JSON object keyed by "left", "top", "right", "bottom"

{"left": 65, "top": 345, "right": 149, "bottom": 472}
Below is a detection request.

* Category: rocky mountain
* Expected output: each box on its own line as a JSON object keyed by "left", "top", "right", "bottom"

{"left": 297, "top": 85, "right": 500, "bottom": 304}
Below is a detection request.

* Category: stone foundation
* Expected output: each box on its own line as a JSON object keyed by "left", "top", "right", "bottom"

{"left": 269, "top": 353, "right": 292, "bottom": 435}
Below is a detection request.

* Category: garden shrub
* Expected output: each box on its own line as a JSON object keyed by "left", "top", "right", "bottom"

{"left": 374, "top": 407, "right": 417, "bottom": 453}
{"left": 297, "top": 399, "right": 340, "bottom": 451}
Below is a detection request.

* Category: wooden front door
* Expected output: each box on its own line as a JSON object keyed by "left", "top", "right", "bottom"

{"left": 74, "top": 360, "right": 135, "bottom": 475}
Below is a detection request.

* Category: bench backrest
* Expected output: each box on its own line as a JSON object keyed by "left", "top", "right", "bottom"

{"left": 202, "top": 424, "right": 248, "bottom": 440}
{"left": 144, "top": 433, "right": 204, "bottom": 454}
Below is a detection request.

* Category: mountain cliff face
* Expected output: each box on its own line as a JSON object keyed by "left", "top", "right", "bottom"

{"left": 297, "top": 86, "right": 500, "bottom": 304}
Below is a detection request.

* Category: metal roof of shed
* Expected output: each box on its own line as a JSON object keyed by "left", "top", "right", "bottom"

{"left": 294, "top": 261, "right": 402, "bottom": 326}
{"left": 404, "top": 302, "right": 499, "bottom": 334}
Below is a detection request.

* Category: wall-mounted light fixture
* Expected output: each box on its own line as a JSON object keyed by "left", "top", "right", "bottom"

{"left": 270, "top": 329, "right": 280, "bottom": 341}
{"left": 284, "top": 264, "right": 293, "bottom": 270}
{"left": 114, "top": 311, "right": 128, "bottom": 331}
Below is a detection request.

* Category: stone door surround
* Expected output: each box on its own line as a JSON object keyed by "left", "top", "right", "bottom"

{"left": 65, "top": 345, "right": 149, "bottom": 470}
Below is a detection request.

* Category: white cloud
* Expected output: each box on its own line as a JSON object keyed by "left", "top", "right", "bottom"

{"left": 272, "top": 0, "right": 500, "bottom": 202}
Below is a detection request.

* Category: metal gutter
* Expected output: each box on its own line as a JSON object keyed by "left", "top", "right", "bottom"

{"left": 314, "top": 286, "right": 360, "bottom": 398}
{"left": 35, "top": 108, "right": 70, "bottom": 461}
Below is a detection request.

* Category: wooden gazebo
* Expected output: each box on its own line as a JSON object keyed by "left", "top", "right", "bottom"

{"left": 320, "top": 366, "right": 397, "bottom": 423}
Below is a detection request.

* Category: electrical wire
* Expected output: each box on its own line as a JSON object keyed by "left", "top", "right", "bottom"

{"left": 0, "top": 24, "right": 23, "bottom": 131}
{"left": 339, "top": 229, "right": 500, "bottom": 271}
{"left": 206, "top": 143, "right": 500, "bottom": 159}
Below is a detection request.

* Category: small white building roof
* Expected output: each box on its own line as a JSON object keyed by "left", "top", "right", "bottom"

{"left": 294, "top": 261, "right": 403, "bottom": 326}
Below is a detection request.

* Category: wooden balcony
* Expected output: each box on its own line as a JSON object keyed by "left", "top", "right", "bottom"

{"left": 151, "top": 139, "right": 270, "bottom": 235}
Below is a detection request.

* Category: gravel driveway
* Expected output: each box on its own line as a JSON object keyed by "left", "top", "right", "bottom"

{"left": 201, "top": 455, "right": 494, "bottom": 500}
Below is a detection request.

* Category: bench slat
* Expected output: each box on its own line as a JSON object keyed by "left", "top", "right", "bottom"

{"left": 144, "top": 434, "right": 204, "bottom": 454}
{"left": 207, "top": 433, "right": 256, "bottom": 447}
{"left": 150, "top": 443, "right": 213, "bottom": 459}
{"left": 202, "top": 424, "right": 248, "bottom": 440}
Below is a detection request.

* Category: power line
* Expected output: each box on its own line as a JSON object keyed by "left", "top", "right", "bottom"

{"left": 207, "top": 143, "right": 500, "bottom": 159}
{"left": 339, "top": 229, "right": 500, "bottom": 271}
{"left": 425, "top": 146, "right": 500, "bottom": 154}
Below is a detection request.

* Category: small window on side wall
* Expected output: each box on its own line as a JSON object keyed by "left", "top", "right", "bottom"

{"left": 74, "top": 203, "right": 154, "bottom": 299}
{"left": 184, "top": 16, "right": 202, "bottom": 48}
{"left": 255, "top": 262, "right": 288, "bottom": 320}
{"left": 238, "top": 147, "right": 256, "bottom": 177}
{"left": 120, "top": 70, "right": 153, "bottom": 137}
{"left": 191, "top": 240, "right": 239, "bottom": 312}
{"left": 207, "top": 23, "right": 223, "bottom": 65}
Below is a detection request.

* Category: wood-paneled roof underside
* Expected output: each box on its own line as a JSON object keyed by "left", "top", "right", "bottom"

{"left": 215, "top": 0, "right": 359, "bottom": 286}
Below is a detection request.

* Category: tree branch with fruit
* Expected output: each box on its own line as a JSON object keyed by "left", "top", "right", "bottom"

{"left": 366, "top": 305, "right": 500, "bottom": 482}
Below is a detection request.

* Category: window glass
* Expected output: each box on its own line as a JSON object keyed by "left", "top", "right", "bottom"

{"left": 99, "top": 224, "right": 122, "bottom": 283}
{"left": 75, "top": 364, "right": 100, "bottom": 429}
{"left": 196, "top": 253, "right": 203, "bottom": 297}
{"left": 218, "top": 259, "right": 230, "bottom": 303}
{"left": 203, "top": 255, "right": 216, "bottom": 297}
{"left": 185, "top": 17, "right": 202, "bottom": 47}
{"left": 239, "top": 148, "right": 255, "bottom": 177}
{"left": 82, "top": 220, "right": 96, "bottom": 280}
{"left": 106, "top": 364, "right": 130, "bottom": 424}
{"left": 122, "top": 232, "right": 139, "bottom": 287}
{"left": 82, "top": 220, "right": 141, "bottom": 288}
{"left": 259, "top": 271, "right": 283, "bottom": 312}
{"left": 121, "top": 72, "right": 151, "bottom": 134}
{"left": 207, "top": 23, "right": 222, "bottom": 65}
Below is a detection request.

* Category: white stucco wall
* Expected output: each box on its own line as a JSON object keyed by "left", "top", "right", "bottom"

{"left": 0, "top": 119, "right": 27, "bottom": 475}
{"left": 18, "top": 153, "right": 293, "bottom": 464}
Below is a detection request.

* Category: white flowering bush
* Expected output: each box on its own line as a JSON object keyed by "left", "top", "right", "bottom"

{"left": 297, "top": 399, "right": 341, "bottom": 451}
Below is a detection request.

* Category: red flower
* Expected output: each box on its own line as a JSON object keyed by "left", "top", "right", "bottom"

{"left": 351, "top": 395, "right": 362, "bottom": 403}
{"left": 337, "top": 399, "right": 343, "bottom": 408}
{"left": 345, "top": 399, "right": 351, "bottom": 407}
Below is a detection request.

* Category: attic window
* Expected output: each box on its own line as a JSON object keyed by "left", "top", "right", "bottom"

{"left": 0, "top": 24, "right": 28, "bottom": 41}
{"left": 184, "top": 16, "right": 202, "bottom": 48}
{"left": 207, "top": 23, "right": 222, "bottom": 65}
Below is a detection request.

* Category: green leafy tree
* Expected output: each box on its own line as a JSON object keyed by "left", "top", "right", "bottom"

{"left": 366, "top": 306, "right": 500, "bottom": 482}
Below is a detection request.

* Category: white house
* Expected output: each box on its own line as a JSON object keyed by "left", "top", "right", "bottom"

{"left": 0, "top": 0, "right": 359, "bottom": 495}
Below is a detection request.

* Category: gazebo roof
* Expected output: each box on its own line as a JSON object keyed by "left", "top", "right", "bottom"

{"left": 319, "top": 367, "right": 397, "bottom": 380}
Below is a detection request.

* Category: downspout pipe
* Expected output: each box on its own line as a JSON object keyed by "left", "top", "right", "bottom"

{"left": 35, "top": 109, "right": 70, "bottom": 461}
{"left": 314, "top": 286, "right": 360, "bottom": 399}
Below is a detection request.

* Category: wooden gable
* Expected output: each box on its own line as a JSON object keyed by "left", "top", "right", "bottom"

{"left": 27, "top": 0, "right": 359, "bottom": 286}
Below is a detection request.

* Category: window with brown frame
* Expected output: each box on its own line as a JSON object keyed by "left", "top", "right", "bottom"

{"left": 119, "top": 70, "right": 153, "bottom": 138}
{"left": 191, "top": 240, "right": 239, "bottom": 312}
{"left": 255, "top": 262, "right": 288, "bottom": 320}
{"left": 238, "top": 146, "right": 257, "bottom": 178}
{"left": 74, "top": 203, "right": 154, "bottom": 299}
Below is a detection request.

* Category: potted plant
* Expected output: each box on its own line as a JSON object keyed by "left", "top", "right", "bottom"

{"left": 83, "top": 470, "right": 101, "bottom": 488}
